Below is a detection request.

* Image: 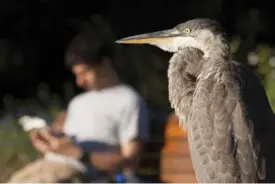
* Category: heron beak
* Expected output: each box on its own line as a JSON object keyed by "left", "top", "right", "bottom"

{"left": 115, "top": 29, "right": 180, "bottom": 45}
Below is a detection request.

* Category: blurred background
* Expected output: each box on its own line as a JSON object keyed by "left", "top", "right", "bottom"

{"left": 1, "top": 0, "right": 275, "bottom": 182}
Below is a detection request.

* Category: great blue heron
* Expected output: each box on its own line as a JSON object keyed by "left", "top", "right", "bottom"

{"left": 116, "top": 18, "right": 275, "bottom": 183}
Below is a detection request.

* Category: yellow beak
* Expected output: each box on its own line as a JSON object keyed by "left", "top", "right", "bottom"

{"left": 115, "top": 29, "right": 180, "bottom": 45}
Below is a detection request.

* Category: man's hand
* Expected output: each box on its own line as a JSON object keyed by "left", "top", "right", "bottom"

{"left": 29, "top": 127, "right": 82, "bottom": 159}
{"left": 29, "top": 128, "right": 59, "bottom": 153}
{"left": 49, "top": 136, "right": 82, "bottom": 159}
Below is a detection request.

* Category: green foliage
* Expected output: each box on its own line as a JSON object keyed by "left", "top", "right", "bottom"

{"left": 230, "top": 36, "right": 241, "bottom": 55}
{"left": 0, "top": 82, "right": 69, "bottom": 182}
{"left": 0, "top": 121, "right": 39, "bottom": 182}
{"left": 248, "top": 45, "right": 275, "bottom": 111}
{"left": 229, "top": 36, "right": 275, "bottom": 112}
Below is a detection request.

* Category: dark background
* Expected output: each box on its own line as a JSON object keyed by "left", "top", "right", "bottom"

{"left": 1, "top": 0, "right": 275, "bottom": 111}
{"left": 1, "top": 1, "right": 275, "bottom": 181}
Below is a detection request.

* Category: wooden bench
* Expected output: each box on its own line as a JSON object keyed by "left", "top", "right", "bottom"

{"left": 138, "top": 113, "right": 197, "bottom": 183}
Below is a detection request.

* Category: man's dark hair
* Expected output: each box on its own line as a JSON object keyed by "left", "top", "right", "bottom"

{"left": 65, "top": 30, "right": 115, "bottom": 68}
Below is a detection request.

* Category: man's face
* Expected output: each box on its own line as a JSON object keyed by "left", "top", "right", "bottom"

{"left": 72, "top": 63, "right": 96, "bottom": 91}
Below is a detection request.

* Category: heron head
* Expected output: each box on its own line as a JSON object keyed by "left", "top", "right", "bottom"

{"left": 116, "top": 18, "right": 227, "bottom": 57}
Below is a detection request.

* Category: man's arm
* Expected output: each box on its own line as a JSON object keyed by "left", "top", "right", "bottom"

{"left": 87, "top": 140, "right": 144, "bottom": 173}
{"left": 49, "top": 136, "right": 145, "bottom": 173}
{"left": 50, "top": 111, "right": 67, "bottom": 132}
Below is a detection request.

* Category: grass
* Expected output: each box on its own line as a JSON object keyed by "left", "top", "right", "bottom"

{"left": 0, "top": 121, "right": 39, "bottom": 182}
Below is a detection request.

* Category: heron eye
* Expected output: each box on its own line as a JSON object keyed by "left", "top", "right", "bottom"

{"left": 183, "top": 28, "right": 191, "bottom": 34}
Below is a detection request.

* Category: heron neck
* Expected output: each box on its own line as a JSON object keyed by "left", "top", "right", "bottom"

{"left": 207, "top": 35, "right": 231, "bottom": 62}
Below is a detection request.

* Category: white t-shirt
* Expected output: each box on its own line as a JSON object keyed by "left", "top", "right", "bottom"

{"left": 63, "top": 84, "right": 149, "bottom": 178}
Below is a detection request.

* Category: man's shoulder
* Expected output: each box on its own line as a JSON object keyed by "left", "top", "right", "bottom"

{"left": 117, "top": 84, "right": 140, "bottom": 96}
{"left": 115, "top": 84, "right": 144, "bottom": 104}
{"left": 67, "top": 91, "right": 92, "bottom": 107}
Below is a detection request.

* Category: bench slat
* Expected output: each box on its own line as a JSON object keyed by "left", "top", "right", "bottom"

{"left": 139, "top": 113, "right": 197, "bottom": 183}
{"left": 161, "top": 173, "right": 197, "bottom": 183}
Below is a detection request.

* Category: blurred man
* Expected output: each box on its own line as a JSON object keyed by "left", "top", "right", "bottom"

{"left": 8, "top": 30, "right": 149, "bottom": 182}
